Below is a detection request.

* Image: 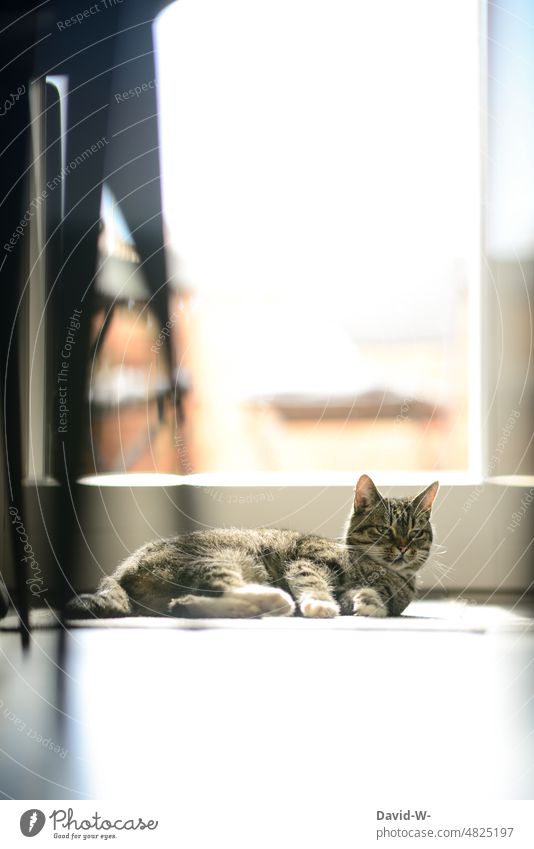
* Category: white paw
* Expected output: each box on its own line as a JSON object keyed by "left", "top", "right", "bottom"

{"left": 352, "top": 588, "right": 388, "bottom": 618}
{"left": 214, "top": 597, "right": 264, "bottom": 617}
{"left": 353, "top": 601, "right": 388, "bottom": 618}
{"left": 300, "top": 597, "right": 340, "bottom": 618}
{"left": 233, "top": 585, "right": 295, "bottom": 617}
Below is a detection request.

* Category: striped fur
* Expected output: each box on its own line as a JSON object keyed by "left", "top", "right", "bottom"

{"left": 66, "top": 475, "right": 438, "bottom": 619}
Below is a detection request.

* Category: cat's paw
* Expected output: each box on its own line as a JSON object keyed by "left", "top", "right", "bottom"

{"left": 300, "top": 597, "right": 340, "bottom": 618}
{"left": 233, "top": 585, "right": 296, "bottom": 617}
{"left": 352, "top": 588, "right": 388, "bottom": 618}
{"left": 353, "top": 601, "right": 388, "bottom": 618}
{"left": 168, "top": 587, "right": 295, "bottom": 618}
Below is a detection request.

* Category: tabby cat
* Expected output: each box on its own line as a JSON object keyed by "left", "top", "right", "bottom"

{"left": 66, "top": 475, "right": 439, "bottom": 619}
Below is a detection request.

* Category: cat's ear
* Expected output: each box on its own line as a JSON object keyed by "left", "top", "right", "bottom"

{"left": 354, "top": 474, "right": 383, "bottom": 511}
{"left": 412, "top": 481, "right": 439, "bottom": 514}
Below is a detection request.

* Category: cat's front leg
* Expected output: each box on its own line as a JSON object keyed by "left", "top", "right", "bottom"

{"left": 285, "top": 560, "right": 340, "bottom": 618}
{"left": 339, "top": 587, "right": 388, "bottom": 618}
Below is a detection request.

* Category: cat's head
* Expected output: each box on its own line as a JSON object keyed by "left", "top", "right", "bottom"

{"left": 346, "top": 474, "right": 439, "bottom": 576}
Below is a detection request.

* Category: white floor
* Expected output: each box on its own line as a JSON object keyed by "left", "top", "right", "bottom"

{"left": 0, "top": 600, "right": 533, "bottom": 806}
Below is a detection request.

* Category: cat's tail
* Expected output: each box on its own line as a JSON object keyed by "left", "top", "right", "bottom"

{"left": 65, "top": 576, "right": 132, "bottom": 619}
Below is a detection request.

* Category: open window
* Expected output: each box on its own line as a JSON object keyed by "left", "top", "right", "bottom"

{"left": 155, "top": 0, "right": 481, "bottom": 477}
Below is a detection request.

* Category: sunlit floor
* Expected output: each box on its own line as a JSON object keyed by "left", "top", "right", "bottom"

{"left": 1, "top": 599, "right": 533, "bottom": 807}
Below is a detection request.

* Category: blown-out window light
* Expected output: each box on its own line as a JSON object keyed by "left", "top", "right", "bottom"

{"left": 154, "top": 0, "right": 481, "bottom": 476}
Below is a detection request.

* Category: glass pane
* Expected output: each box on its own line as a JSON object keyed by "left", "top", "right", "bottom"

{"left": 84, "top": 187, "right": 181, "bottom": 475}
{"left": 155, "top": 0, "right": 480, "bottom": 473}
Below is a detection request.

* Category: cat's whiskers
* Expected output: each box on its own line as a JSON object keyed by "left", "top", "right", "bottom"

{"left": 434, "top": 563, "right": 453, "bottom": 579}
{"left": 423, "top": 557, "right": 454, "bottom": 587}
